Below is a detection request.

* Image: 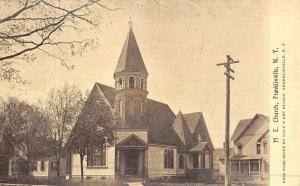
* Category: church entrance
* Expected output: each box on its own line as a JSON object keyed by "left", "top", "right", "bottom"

{"left": 116, "top": 134, "right": 148, "bottom": 180}
{"left": 117, "top": 149, "right": 146, "bottom": 178}
{"left": 124, "top": 149, "right": 139, "bottom": 175}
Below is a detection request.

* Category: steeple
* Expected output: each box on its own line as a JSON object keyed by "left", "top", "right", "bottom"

{"left": 114, "top": 24, "right": 149, "bottom": 128}
{"left": 114, "top": 28, "right": 148, "bottom": 76}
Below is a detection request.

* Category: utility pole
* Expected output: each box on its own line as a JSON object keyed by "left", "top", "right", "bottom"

{"left": 217, "top": 55, "right": 239, "bottom": 186}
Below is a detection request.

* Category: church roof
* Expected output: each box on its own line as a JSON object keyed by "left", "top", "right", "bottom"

{"left": 114, "top": 28, "right": 148, "bottom": 75}
{"left": 73, "top": 82, "right": 214, "bottom": 152}
{"left": 95, "top": 83, "right": 115, "bottom": 107}
{"left": 172, "top": 111, "right": 193, "bottom": 150}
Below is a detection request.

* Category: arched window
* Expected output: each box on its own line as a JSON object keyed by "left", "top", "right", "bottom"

{"left": 140, "top": 78, "right": 144, "bottom": 90}
{"left": 129, "top": 76, "right": 135, "bottom": 89}
{"left": 179, "top": 155, "right": 184, "bottom": 169}
{"left": 118, "top": 78, "right": 123, "bottom": 89}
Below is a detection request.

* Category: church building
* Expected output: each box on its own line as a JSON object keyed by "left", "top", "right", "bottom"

{"left": 67, "top": 26, "right": 214, "bottom": 181}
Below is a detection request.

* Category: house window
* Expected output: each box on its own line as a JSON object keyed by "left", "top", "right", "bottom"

{"left": 256, "top": 142, "right": 261, "bottom": 154}
{"left": 263, "top": 142, "right": 268, "bottom": 154}
{"left": 250, "top": 161, "right": 259, "bottom": 172}
{"left": 192, "top": 154, "right": 199, "bottom": 168}
{"left": 164, "top": 149, "right": 174, "bottom": 169}
{"left": 33, "top": 161, "right": 37, "bottom": 171}
{"left": 141, "top": 78, "right": 144, "bottom": 90}
{"left": 237, "top": 144, "right": 243, "bottom": 155}
{"left": 179, "top": 155, "right": 184, "bottom": 169}
{"left": 129, "top": 77, "right": 135, "bottom": 89}
{"left": 87, "top": 146, "right": 106, "bottom": 167}
{"left": 118, "top": 78, "right": 123, "bottom": 89}
{"left": 201, "top": 154, "right": 205, "bottom": 168}
{"left": 41, "top": 161, "right": 45, "bottom": 171}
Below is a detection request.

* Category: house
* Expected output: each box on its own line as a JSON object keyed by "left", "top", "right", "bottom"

{"left": 8, "top": 158, "right": 61, "bottom": 178}
{"left": 212, "top": 147, "right": 233, "bottom": 178}
{"left": 224, "top": 114, "right": 269, "bottom": 180}
{"left": 66, "top": 26, "right": 214, "bottom": 181}
{"left": 6, "top": 143, "right": 65, "bottom": 178}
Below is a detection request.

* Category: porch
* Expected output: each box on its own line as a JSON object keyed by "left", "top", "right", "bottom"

{"left": 231, "top": 160, "right": 261, "bottom": 176}
{"left": 230, "top": 155, "right": 262, "bottom": 178}
{"left": 115, "top": 134, "right": 148, "bottom": 181}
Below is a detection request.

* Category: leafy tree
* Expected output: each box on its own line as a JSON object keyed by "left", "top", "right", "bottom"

{"left": 69, "top": 86, "right": 114, "bottom": 181}
{"left": 46, "top": 83, "right": 86, "bottom": 176}
{"left": 0, "top": 0, "right": 120, "bottom": 82}
{"left": 0, "top": 97, "right": 52, "bottom": 175}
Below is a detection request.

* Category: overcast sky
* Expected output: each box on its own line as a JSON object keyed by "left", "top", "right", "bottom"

{"left": 0, "top": 0, "right": 270, "bottom": 148}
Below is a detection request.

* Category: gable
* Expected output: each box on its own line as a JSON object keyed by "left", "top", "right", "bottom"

{"left": 235, "top": 114, "right": 269, "bottom": 143}
{"left": 95, "top": 83, "right": 115, "bottom": 107}
{"left": 117, "top": 134, "right": 147, "bottom": 148}
{"left": 189, "top": 113, "right": 214, "bottom": 151}
{"left": 171, "top": 111, "right": 193, "bottom": 149}
{"left": 231, "top": 119, "right": 252, "bottom": 142}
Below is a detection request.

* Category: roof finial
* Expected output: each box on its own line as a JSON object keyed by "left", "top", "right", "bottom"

{"left": 128, "top": 16, "right": 133, "bottom": 28}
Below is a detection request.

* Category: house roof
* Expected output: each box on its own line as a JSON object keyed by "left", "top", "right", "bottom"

{"left": 215, "top": 148, "right": 234, "bottom": 160}
{"left": 230, "top": 119, "right": 252, "bottom": 142}
{"left": 189, "top": 142, "right": 208, "bottom": 152}
{"left": 231, "top": 114, "right": 269, "bottom": 142}
{"left": 114, "top": 28, "right": 148, "bottom": 75}
{"left": 229, "top": 154, "right": 262, "bottom": 161}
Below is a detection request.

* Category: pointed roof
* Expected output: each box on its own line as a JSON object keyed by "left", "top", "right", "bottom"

{"left": 172, "top": 111, "right": 193, "bottom": 150}
{"left": 231, "top": 113, "right": 269, "bottom": 142}
{"left": 230, "top": 118, "right": 252, "bottom": 142}
{"left": 114, "top": 28, "right": 148, "bottom": 75}
{"left": 183, "top": 112, "right": 214, "bottom": 151}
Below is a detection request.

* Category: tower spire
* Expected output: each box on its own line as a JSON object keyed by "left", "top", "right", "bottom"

{"left": 128, "top": 16, "right": 133, "bottom": 28}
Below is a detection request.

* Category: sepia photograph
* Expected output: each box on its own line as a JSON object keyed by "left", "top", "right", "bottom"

{"left": 0, "top": 0, "right": 299, "bottom": 186}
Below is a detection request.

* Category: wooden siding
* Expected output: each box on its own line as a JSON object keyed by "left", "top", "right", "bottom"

{"left": 147, "top": 146, "right": 177, "bottom": 177}
{"left": 71, "top": 146, "right": 115, "bottom": 178}
{"left": 234, "top": 117, "right": 268, "bottom": 155}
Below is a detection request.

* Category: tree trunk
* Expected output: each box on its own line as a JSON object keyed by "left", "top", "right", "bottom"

{"left": 80, "top": 153, "right": 84, "bottom": 182}
{"left": 57, "top": 157, "right": 60, "bottom": 177}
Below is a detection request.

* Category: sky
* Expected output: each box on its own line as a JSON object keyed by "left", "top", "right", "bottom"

{"left": 0, "top": 0, "right": 270, "bottom": 148}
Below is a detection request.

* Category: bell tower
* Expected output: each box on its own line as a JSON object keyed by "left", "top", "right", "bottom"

{"left": 114, "top": 24, "right": 148, "bottom": 127}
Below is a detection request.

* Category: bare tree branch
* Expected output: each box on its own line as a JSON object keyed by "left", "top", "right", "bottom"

{"left": 0, "top": 22, "right": 64, "bottom": 61}
{"left": 0, "top": 0, "right": 42, "bottom": 24}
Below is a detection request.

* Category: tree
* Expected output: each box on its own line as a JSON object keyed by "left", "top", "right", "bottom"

{"left": 46, "top": 83, "right": 86, "bottom": 177}
{"left": 0, "top": 97, "right": 52, "bottom": 176}
{"left": 0, "top": 0, "right": 120, "bottom": 82}
{"left": 69, "top": 86, "right": 114, "bottom": 181}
